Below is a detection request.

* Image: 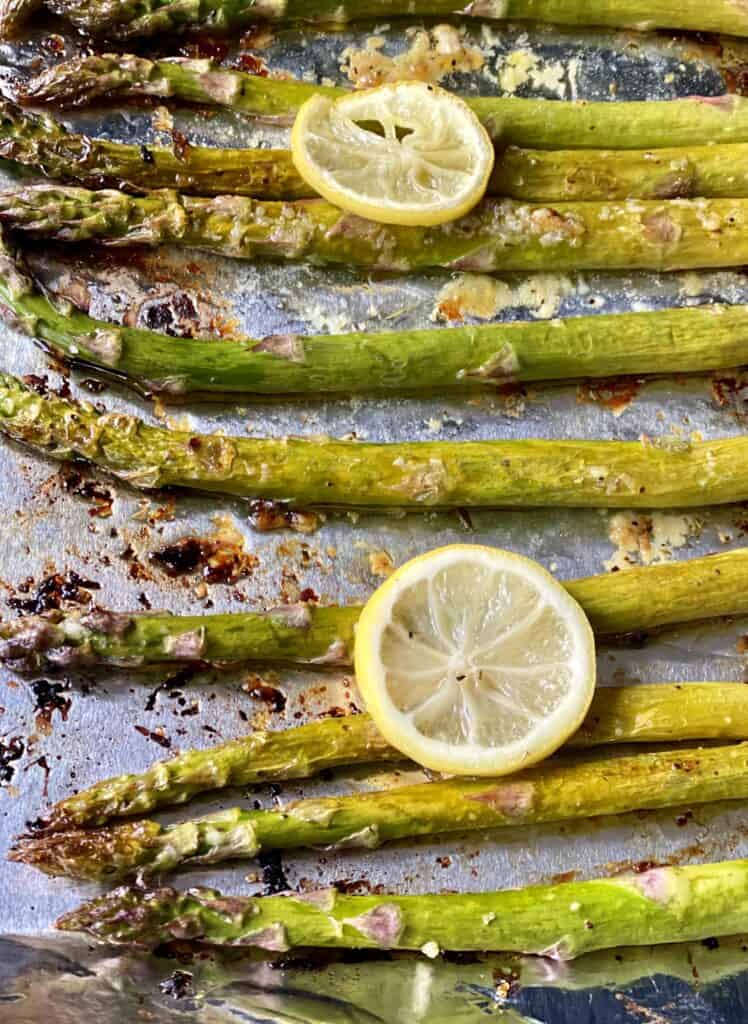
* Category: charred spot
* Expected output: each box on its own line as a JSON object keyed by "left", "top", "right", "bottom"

{"left": 80, "top": 378, "right": 107, "bottom": 394}
{"left": 0, "top": 736, "right": 24, "bottom": 785}
{"left": 140, "top": 145, "right": 155, "bottom": 165}
{"left": 149, "top": 534, "right": 256, "bottom": 585}
{"left": 249, "top": 499, "right": 319, "bottom": 534}
{"left": 137, "top": 289, "right": 199, "bottom": 339}
{"left": 134, "top": 724, "right": 172, "bottom": 749}
{"left": 234, "top": 52, "right": 269, "bottom": 76}
{"left": 632, "top": 860, "right": 660, "bottom": 873}
{"left": 702, "top": 937, "right": 720, "bottom": 950}
{"left": 259, "top": 850, "right": 290, "bottom": 895}
{"left": 159, "top": 970, "right": 194, "bottom": 999}
{"left": 171, "top": 130, "right": 191, "bottom": 162}
{"left": 245, "top": 679, "right": 286, "bottom": 713}
{"left": 21, "top": 374, "right": 51, "bottom": 396}
{"left": 30, "top": 679, "right": 72, "bottom": 734}
{"left": 61, "top": 466, "right": 113, "bottom": 518}
{"left": 8, "top": 571, "right": 100, "bottom": 614}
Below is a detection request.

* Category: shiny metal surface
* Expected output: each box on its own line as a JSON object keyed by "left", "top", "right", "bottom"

{"left": 2, "top": 16, "right": 748, "bottom": 1023}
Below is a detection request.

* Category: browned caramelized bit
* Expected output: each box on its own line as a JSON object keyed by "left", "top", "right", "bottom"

{"left": 249, "top": 500, "right": 320, "bottom": 534}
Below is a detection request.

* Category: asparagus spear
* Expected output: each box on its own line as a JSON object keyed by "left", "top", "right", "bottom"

{"left": 53, "top": 858, "right": 748, "bottom": 957}
{"left": 4, "top": 549, "right": 747, "bottom": 676}
{"left": 3, "top": 550, "right": 746, "bottom": 675}
{"left": 25, "top": 55, "right": 748, "bottom": 151}
{"left": 0, "top": 101, "right": 309, "bottom": 199}
{"left": 18, "top": 741, "right": 748, "bottom": 880}
{"left": 6, "top": 184, "right": 748, "bottom": 275}
{"left": 11, "top": 95, "right": 748, "bottom": 203}
{"left": 38, "top": 0, "right": 748, "bottom": 41}
{"left": 35, "top": 684, "right": 748, "bottom": 834}
{"left": 5, "top": 226, "right": 748, "bottom": 395}
{"left": 3, "top": 371, "right": 748, "bottom": 508}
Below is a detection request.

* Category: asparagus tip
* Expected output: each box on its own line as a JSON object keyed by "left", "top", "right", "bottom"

{"left": 8, "top": 819, "right": 162, "bottom": 879}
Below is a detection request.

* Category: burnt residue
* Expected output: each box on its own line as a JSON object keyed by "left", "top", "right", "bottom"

{"left": 30, "top": 679, "right": 72, "bottom": 734}
{"left": 576, "top": 376, "right": 642, "bottom": 416}
{"left": 134, "top": 725, "right": 172, "bottom": 749}
{"left": 0, "top": 736, "right": 25, "bottom": 784}
{"left": 712, "top": 374, "right": 748, "bottom": 424}
{"left": 259, "top": 850, "right": 290, "bottom": 895}
{"left": 9, "top": 571, "right": 100, "bottom": 614}
{"left": 21, "top": 374, "right": 71, "bottom": 400}
{"left": 61, "top": 466, "right": 113, "bottom": 518}
{"left": 245, "top": 678, "right": 287, "bottom": 714}
{"left": 159, "top": 969, "right": 194, "bottom": 999}
{"left": 80, "top": 378, "right": 108, "bottom": 394}
{"left": 249, "top": 500, "right": 320, "bottom": 535}
{"left": 136, "top": 290, "right": 199, "bottom": 338}
{"left": 144, "top": 665, "right": 203, "bottom": 712}
{"left": 149, "top": 532, "right": 257, "bottom": 585}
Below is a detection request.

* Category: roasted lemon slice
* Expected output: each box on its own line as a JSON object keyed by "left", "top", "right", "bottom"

{"left": 354, "top": 545, "right": 596, "bottom": 776}
{"left": 290, "top": 81, "right": 495, "bottom": 227}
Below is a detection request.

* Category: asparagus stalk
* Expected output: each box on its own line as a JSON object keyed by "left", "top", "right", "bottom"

{"left": 53, "top": 858, "right": 748, "bottom": 957}
{"left": 38, "top": 0, "right": 748, "bottom": 41}
{"left": 25, "top": 55, "right": 748, "bottom": 151}
{"left": 6, "top": 184, "right": 748, "bottom": 275}
{"left": 35, "top": 684, "right": 748, "bottom": 834}
{"left": 3, "top": 372, "right": 748, "bottom": 508}
{"left": 11, "top": 95, "right": 748, "bottom": 203}
{"left": 5, "top": 228, "right": 748, "bottom": 395}
{"left": 18, "top": 741, "right": 748, "bottom": 881}
{"left": 0, "top": 101, "right": 309, "bottom": 199}
{"left": 3, "top": 550, "right": 747, "bottom": 674}
{"left": 4, "top": 549, "right": 748, "bottom": 675}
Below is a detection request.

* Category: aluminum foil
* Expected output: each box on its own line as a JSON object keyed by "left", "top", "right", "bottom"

{"left": 3, "top": 15, "right": 748, "bottom": 1023}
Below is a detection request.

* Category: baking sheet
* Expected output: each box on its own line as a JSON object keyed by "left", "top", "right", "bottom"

{"left": 3, "top": 15, "right": 748, "bottom": 1023}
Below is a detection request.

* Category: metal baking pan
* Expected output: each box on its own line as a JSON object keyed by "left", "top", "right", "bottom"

{"left": 3, "top": 16, "right": 748, "bottom": 1023}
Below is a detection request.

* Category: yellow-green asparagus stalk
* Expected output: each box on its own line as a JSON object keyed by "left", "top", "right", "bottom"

{"left": 1, "top": 372, "right": 748, "bottom": 509}
{"left": 55, "top": 858, "right": 748, "bottom": 956}
{"left": 14, "top": 741, "right": 748, "bottom": 881}
{"left": 15, "top": 79, "right": 748, "bottom": 202}
{"left": 3, "top": 550, "right": 747, "bottom": 673}
{"left": 7, "top": 184, "right": 748, "bottom": 274}
{"left": 33, "top": 684, "right": 748, "bottom": 834}
{"left": 25, "top": 55, "right": 748, "bottom": 151}
{"left": 3, "top": 222, "right": 748, "bottom": 396}
{"left": 32, "top": 1, "right": 748, "bottom": 43}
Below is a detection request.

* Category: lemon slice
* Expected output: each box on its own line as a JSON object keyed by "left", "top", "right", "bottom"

{"left": 354, "top": 545, "right": 596, "bottom": 776}
{"left": 290, "top": 81, "right": 495, "bottom": 227}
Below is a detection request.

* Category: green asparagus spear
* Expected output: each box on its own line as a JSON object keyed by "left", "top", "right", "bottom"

{"left": 3, "top": 549, "right": 747, "bottom": 677}
{"left": 14, "top": 98, "right": 748, "bottom": 202}
{"left": 18, "top": 741, "right": 748, "bottom": 880}
{"left": 4, "top": 225, "right": 748, "bottom": 395}
{"left": 35, "top": 684, "right": 748, "bottom": 834}
{"left": 3, "top": 372, "right": 748, "bottom": 508}
{"left": 25, "top": 55, "right": 748, "bottom": 152}
{"left": 6, "top": 184, "right": 748, "bottom": 274}
{"left": 3, "top": 550, "right": 747, "bottom": 674}
{"left": 53, "top": 858, "right": 748, "bottom": 958}
{"left": 0, "top": 101, "right": 309, "bottom": 199}
{"left": 38, "top": 0, "right": 748, "bottom": 41}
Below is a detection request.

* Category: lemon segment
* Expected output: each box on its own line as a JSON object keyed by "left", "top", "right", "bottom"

{"left": 290, "top": 81, "right": 495, "bottom": 227}
{"left": 354, "top": 545, "right": 596, "bottom": 776}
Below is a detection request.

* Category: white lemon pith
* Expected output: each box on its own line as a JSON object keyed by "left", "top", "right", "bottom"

{"left": 290, "top": 81, "right": 495, "bottom": 227}
{"left": 354, "top": 545, "right": 596, "bottom": 776}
